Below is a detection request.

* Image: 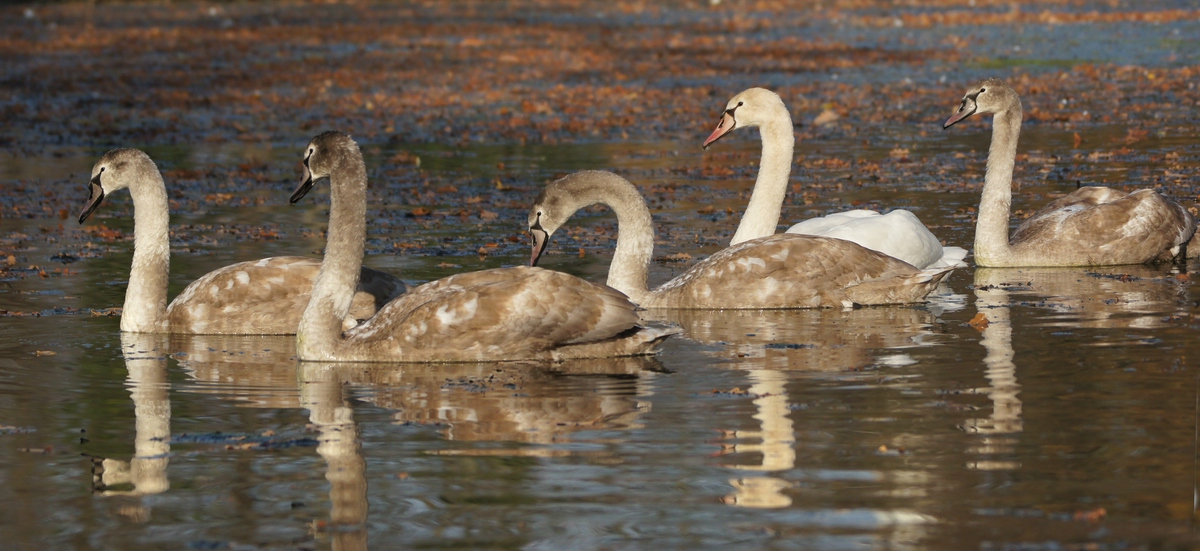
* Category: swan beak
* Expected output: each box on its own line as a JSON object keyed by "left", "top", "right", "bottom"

{"left": 78, "top": 180, "right": 105, "bottom": 224}
{"left": 943, "top": 100, "right": 977, "bottom": 129}
{"left": 529, "top": 228, "right": 549, "bottom": 266}
{"left": 702, "top": 112, "right": 737, "bottom": 149}
{"left": 290, "top": 164, "right": 316, "bottom": 204}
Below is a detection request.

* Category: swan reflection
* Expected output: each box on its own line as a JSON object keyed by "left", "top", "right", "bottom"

{"left": 306, "top": 356, "right": 664, "bottom": 449}
{"left": 660, "top": 306, "right": 948, "bottom": 509}
{"left": 98, "top": 336, "right": 665, "bottom": 546}
{"left": 92, "top": 333, "right": 173, "bottom": 508}
{"left": 965, "top": 265, "right": 1191, "bottom": 470}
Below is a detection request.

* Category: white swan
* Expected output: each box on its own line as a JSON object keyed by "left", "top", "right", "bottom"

{"left": 703, "top": 87, "right": 967, "bottom": 270}
{"left": 943, "top": 78, "right": 1197, "bottom": 267}
{"left": 289, "top": 132, "right": 673, "bottom": 363}
{"left": 79, "top": 148, "right": 405, "bottom": 334}
{"left": 528, "top": 170, "right": 953, "bottom": 309}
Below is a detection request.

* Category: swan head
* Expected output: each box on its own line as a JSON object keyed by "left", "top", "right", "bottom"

{"left": 943, "top": 78, "right": 1019, "bottom": 129}
{"left": 79, "top": 148, "right": 156, "bottom": 224}
{"left": 527, "top": 170, "right": 640, "bottom": 267}
{"left": 291, "top": 131, "right": 356, "bottom": 203}
{"left": 703, "top": 87, "right": 789, "bottom": 149}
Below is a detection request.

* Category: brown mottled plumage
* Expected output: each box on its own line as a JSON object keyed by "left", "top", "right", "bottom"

{"left": 528, "top": 171, "right": 952, "bottom": 309}
{"left": 944, "top": 78, "right": 1197, "bottom": 267}
{"left": 80, "top": 148, "right": 406, "bottom": 334}
{"left": 290, "top": 132, "right": 673, "bottom": 363}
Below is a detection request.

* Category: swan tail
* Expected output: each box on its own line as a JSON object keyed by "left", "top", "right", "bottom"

{"left": 842, "top": 265, "right": 955, "bottom": 306}
{"left": 928, "top": 246, "right": 970, "bottom": 269}
{"left": 552, "top": 325, "right": 680, "bottom": 360}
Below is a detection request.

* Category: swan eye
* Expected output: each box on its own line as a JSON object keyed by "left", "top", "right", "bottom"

{"left": 979, "top": 88, "right": 987, "bottom": 93}
{"left": 737, "top": 101, "right": 744, "bottom": 107}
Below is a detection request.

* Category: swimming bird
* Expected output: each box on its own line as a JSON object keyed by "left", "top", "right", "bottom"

{"left": 79, "top": 148, "right": 404, "bottom": 334}
{"left": 703, "top": 87, "right": 966, "bottom": 270}
{"left": 528, "top": 170, "right": 953, "bottom": 309}
{"left": 289, "top": 131, "right": 673, "bottom": 362}
{"left": 943, "top": 78, "right": 1197, "bottom": 267}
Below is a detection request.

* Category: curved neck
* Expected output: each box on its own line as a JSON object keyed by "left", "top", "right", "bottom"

{"left": 551, "top": 173, "right": 655, "bottom": 302}
{"left": 730, "top": 116, "right": 794, "bottom": 245}
{"left": 297, "top": 151, "right": 368, "bottom": 359}
{"left": 122, "top": 171, "right": 171, "bottom": 332}
{"left": 974, "top": 106, "right": 1022, "bottom": 265}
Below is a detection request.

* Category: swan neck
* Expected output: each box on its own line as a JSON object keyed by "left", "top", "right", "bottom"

{"left": 975, "top": 106, "right": 1022, "bottom": 265}
{"left": 551, "top": 173, "right": 653, "bottom": 302}
{"left": 298, "top": 153, "right": 367, "bottom": 359}
{"left": 122, "top": 170, "right": 171, "bottom": 332}
{"left": 731, "top": 117, "right": 794, "bottom": 245}
{"left": 605, "top": 183, "right": 654, "bottom": 302}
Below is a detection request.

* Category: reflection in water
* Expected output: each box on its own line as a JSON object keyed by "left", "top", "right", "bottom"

{"left": 720, "top": 369, "right": 795, "bottom": 509}
{"left": 658, "top": 307, "right": 944, "bottom": 371}
{"left": 661, "top": 307, "right": 947, "bottom": 509}
{"left": 92, "top": 333, "right": 173, "bottom": 513}
{"left": 966, "top": 265, "right": 1192, "bottom": 470}
{"left": 171, "top": 334, "right": 301, "bottom": 408}
{"left": 964, "top": 269, "right": 1025, "bottom": 471}
{"left": 98, "top": 334, "right": 667, "bottom": 546}
{"left": 299, "top": 363, "right": 368, "bottom": 551}
{"left": 314, "top": 356, "right": 664, "bottom": 449}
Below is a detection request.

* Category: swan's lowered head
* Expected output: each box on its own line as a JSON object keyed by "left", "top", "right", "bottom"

{"left": 943, "top": 78, "right": 1021, "bottom": 129}
{"left": 79, "top": 148, "right": 158, "bottom": 224}
{"left": 527, "top": 172, "right": 602, "bottom": 266}
{"left": 703, "top": 87, "right": 791, "bottom": 148}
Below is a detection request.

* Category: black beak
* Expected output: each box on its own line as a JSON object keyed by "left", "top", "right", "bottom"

{"left": 78, "top": 177, "right": 105, "bottom": 224}
{"left": 529, "top": 227, "right": 549, "bottom": 266}
{"left": 290, "top": 161, "right": 315, "bottom": 204}
{"left": 943, "top": 98, "right": 978, "bottom": 129}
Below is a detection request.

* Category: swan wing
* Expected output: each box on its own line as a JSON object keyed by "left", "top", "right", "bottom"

{"left": 344, "top": 266, "right": 643, "bottom": 354}
{"left": 1012, "top": 189, "right": 1196, "bottom": 263}
{"left": 652, "top": 234, "right": 940, "bottom": 308}
{"left": 165, "top": 256, "right": 404, "bottom": 334}
{"left": 788, "top": 209, "right": 945, "bottom": 268}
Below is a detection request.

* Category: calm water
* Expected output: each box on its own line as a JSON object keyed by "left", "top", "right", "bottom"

{"left": 2, "top": 130, "right": 1199, "bottom": 551}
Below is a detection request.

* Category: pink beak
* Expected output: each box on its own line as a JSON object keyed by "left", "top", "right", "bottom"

{"left": 702, "top": 112, "right": 737, "bottom": 149}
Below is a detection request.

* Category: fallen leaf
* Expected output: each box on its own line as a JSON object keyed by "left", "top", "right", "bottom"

{"left": 968, "top": 313, "right": 989, "bottom": 331}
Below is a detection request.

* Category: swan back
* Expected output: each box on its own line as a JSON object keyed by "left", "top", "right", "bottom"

{"left": 786, "top": 210, "right": 950, "bottom": 269}
{"left": 647, "top": 234, "right": 951, "bottom": 309}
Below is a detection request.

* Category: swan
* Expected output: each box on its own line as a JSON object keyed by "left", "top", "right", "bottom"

{"left": 702, "top": 87, "right": 967, "bottom": 270}
{"left": 289, "top": 131, "right": 673, "bottom": 362}
{"left": 79, "top": 148, "right": 405, "bottom": 334}
{"left": 943, "top": 78, "right": 1197, "bottom": 267}
{"left": 528, "top": 170, "right": 953, "bottom": 309}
